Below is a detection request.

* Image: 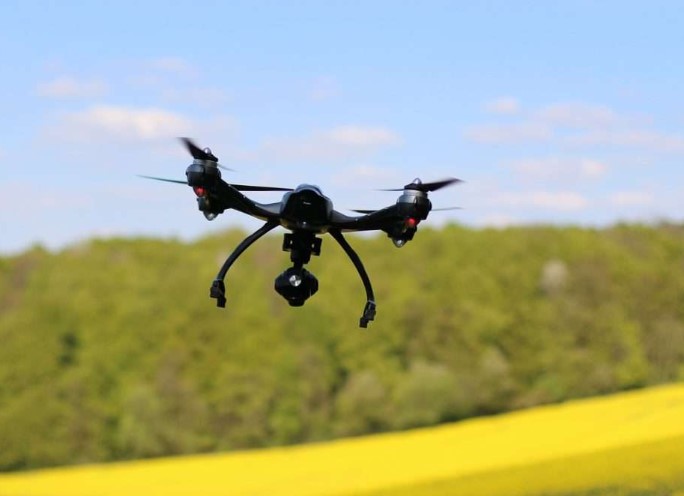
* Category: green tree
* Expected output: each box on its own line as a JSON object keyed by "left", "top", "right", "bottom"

{"left": 392, "top": 361, "right": 469, "bottom": 429}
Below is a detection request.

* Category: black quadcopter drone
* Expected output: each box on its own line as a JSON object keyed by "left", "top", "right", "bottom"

{"left": 142, "top": 138, "right": 462, "bottom": 327}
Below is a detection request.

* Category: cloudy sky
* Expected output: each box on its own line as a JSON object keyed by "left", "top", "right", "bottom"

{"left": 2, "top": 1, "right": 683, "bottom": 254}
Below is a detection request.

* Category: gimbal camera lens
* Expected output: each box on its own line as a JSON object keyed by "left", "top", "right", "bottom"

{"left": 274, "top": 267, "right": 319, "bottom": 306}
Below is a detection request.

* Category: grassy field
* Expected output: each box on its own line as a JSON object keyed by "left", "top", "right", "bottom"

{"left": 1, "top": 383, "right": 684, "bottom": 496}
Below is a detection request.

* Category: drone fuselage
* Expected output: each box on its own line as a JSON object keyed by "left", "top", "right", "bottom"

{"left": 279, "top": 184, "right": 334, "bottom": 233}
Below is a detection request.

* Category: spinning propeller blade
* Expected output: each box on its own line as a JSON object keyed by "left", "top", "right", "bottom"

{"left": 355, "top": 178, "right": 463, "bottom": 214}
{"left": 138, "top": 175, "right": 187, "bottom": 185}
{"left": 380, "top": 177, "right": 463, "bottom": 192}
{"left": 432, "top": 206, "right": 463, "bottom": 211}
{"left": 230, "top": 184, "right": 293, "bottom": 192}
{"left": 181, "top": 137, "right": 218, "bottom": 162}
{"left": 180, "top": 137, "right": 233, "bottom": 171}
{"left": 139, "top": 175, "right": 291, "bottom": 192}
{"left": 351, "top": 206, "right": 461, "bottom": 214}
{"left": 141, "top": 139, "right": 293, "bottom": 192}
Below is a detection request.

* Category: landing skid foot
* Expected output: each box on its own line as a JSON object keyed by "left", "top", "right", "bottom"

{"left": 210, "top": 279, "right": 226, "bottom": 308}
{"left": 359, "top": 300, "right": 376, "bottom": 328}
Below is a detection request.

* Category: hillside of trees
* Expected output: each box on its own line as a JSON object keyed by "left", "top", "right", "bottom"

{"left": 1, "top": 223, "right": 683, "bottom": 471}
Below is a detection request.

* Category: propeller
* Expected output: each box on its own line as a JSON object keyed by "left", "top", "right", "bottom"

{"left": 180, "top": 137, "right": 233, "bottom": 171}
{"left": 138, "top": 175, "right": 186, "bottom": 185}
{"left": 380, "top": 177, "right": 463, "bottom": 192}
{"left": 353, "top": 178, "right": 463, "bottom": 214}
{"left": 139, "top": 175, "right": 292, "bottom": 192}
{"left": 181, "top": 137, "right": 218, "bottom": 162}
{"left": 228, "top": 183, "right": 293, "bottom": 192}
{"left": 350, "top": 206, "right": 462, "bottom": 215}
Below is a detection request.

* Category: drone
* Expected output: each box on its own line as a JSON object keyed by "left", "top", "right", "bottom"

{"left": 142, "top": 138, "right": 462, "bottom": 327}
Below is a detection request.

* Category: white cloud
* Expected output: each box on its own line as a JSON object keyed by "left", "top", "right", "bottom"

{"left": 468, "top": 101, "right": 621, "bottom": 146}
{"left": 260, "top": 125, "right": 401, "bottom": 162}
{"left": 493, "top": 191, "right": 590, "bottom": 211}
{"left": 0, "top": 181, "right": 92, "bottom": 213}
{"left": 484, "top": 97, "right": 520, "bottom": 115}
{"left": 44, "top": 105, "right": 192, "bottom": 143}
{"left": 535, "top": 102, "right": 618, "bottom": 128}
{"left": 567, "top": 129, "right": 684, "bottom": 153}
{"left": 468, "top": 99, "right": 684, "bottom": 158}
{"left": 36, "top": 76, "right": 109, "bottom": 99}
{"left": 150, "top": 57, "right": 197, "bottom": 76}
{"left": 160, "top": 87, "right": 231, "bottom": 107}
{"left": 127, "top": 57, "right": 199, "bottom": 88}
{"left": 324, "top": 126, "right": 401, "bottom": 147}
{"left": 579, "top": 159, "right": 607, "bottom": 177}
{"left": 331, "top": 165, "right": 401, "bottom": 187}
{"left": 464, "top": 122, "right": 553, "bottom": 144}
{"left": 609, "top": 191, "right": 653, "bottom": 207}
{"left": 506, "top": 156, "right": 608, "bottom": 180}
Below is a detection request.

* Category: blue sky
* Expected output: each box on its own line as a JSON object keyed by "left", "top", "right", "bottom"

{"left": 2, "top": 1, "right": 683, "bottom": 254}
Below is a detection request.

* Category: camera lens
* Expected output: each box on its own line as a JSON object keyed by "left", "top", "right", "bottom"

{"left": 275, "top": 267, "right": 318, "bottom": 306}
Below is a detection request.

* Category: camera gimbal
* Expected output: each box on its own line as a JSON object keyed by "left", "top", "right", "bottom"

{"left": 210, "top": 223, "right": 376, "bottom": 327}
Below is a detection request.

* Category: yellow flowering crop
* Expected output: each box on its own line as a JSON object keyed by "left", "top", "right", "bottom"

{"left": 2, "top": 383, "right": 684, "bottom": 496}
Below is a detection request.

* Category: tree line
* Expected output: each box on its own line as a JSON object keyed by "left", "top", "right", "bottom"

{"left": 0, "top": 223, "right": 683, "bottom": 470}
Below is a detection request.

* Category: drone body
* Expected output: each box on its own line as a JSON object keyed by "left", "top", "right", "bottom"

{"left": 143, "top": 138, "right": 461, "bottom": 327}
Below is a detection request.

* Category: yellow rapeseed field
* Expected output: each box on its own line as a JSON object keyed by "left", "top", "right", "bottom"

{"left": 2, "top": 383, "right": 684, "bottom": 496}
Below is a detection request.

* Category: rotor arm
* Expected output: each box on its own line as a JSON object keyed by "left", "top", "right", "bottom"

{"left": 329, "top": 229, "right": 376, "bottom": 328}
{"left": 330, "top": 206, "right": 401, "bottom": 232}
{"left": 210, "top": 220, "right": 280, "bottom": 308}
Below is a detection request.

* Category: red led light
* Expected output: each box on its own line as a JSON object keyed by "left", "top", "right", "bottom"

{"left": 405, "top": 217, "right": 418, "bottom": 229}
{"left": 193, "top": 186, "right": 206, "bottom": 197}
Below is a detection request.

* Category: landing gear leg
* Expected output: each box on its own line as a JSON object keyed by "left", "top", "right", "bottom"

{"left": 210, "top": 220, "right": 279, "bottom": 308}
{"left": 329, "top": 229, "right": 376, "bottom": 328}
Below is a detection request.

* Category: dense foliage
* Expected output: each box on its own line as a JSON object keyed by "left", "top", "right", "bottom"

{"left": 1, "top": 224, "right": 683, "bottom": 471}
